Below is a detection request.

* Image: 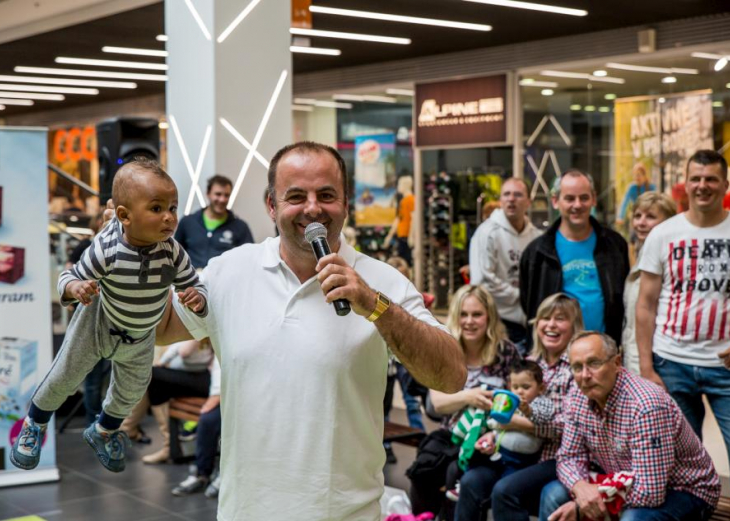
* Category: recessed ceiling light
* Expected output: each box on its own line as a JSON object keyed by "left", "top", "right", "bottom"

{"left": 604, "top": 93, "right": 617, "bottom": 100}
{"left": 661, "top": 76, "right": 677, "bottom": 84}
{"left": 570, "top": 104, "right": 581, "bottom": 110}
{"left": 592, "top": 70, "right": 607, "bottom": 77}
{"left": 156, "top": 34, "right": 168, "bottom": 42}
{"left": 0, "top": 91, "right": 64, "bottom": 100}
{"left": 714, "top": 58, "right": 728, "bottom": 72}
{"left": 289, "top": 28, "right": 411, "bottom": 45}
{"left": 0, "top": 83, "right": 98, "bottom": 95}
{"left": 102, "top": 46, "right": 169, "bottom": 58}
{"left": 584, "top": 105, "right": 596, "bottom": 112}
{"left": 56, "top": 57, "right": 168, "bottom": 71}
{"left": 541, "top": 89, "right": 554, "bottom": 96}
{"left": 712, "top": 101, "right": 723, "bottom": 108}
{"left": 540, "top": 70, "right": 625, "bottom": 84}
{"left": 290, "top": 46, "right": 341, "bottom": 56}
{"left": 606, "top": 62, "right": 698, "bottom": 75}
{"left": 598, "top": 106, "right": 610, "bottom": 112}
{"left": 386, "top": 88, "right": 415, "bottom": 96}
{"left": 158, "top": 121, "right": 170, "bottom": 129}
{"left": 462, "top": 0, "right": 587, "bottom": 16}
{"left": 658, "top": 97, "right": 666, "bottom": 103}
{"left": 519, "top": 80, "right": 558, "bottom": 88}
{"left": 0, "top": 98, "right": 33, "bottom": 106}
{"left": 0, "top": 75, "right": 137, "bottom": 88}
{"left": 15, "top": 67, "right": 167, "bottom": 81}
{"left": 309, "top": 6, "right": 492, "bottom": 31}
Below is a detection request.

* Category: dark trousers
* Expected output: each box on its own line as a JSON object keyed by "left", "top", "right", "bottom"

{"left": 196, "top": 404, "right": 221, "bottom": 478}
{"left": 147, "top": 367, "right": 210, "bottom": 406}
{"left": 491, "top": 459, "right": 557, "bottom": 521}
{"left": 84, "top": 359, "right": 111, "bottom": 425}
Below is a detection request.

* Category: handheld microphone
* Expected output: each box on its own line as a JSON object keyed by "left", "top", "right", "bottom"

{"left": 305, "top": 222, "right": 351, "bottom": 316}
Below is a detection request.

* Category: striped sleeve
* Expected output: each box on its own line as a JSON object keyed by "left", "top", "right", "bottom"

{"left": 171, "top": 240, "right": 208, "bottom": 317}
{"left": 58, "top": 227, "right": 111, "bottom": 305}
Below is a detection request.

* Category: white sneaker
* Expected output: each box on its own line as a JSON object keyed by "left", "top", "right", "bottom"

{"left": 172, "top": 474, "right": 208, "bottom": 496}
{"left": 205, "top": 474, "right": 221, "bottom": 499}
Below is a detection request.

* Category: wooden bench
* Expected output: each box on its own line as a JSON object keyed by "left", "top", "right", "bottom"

{"left": 384, "top": 421, "right": 426, "bottom": 447}
{"left": 711, "top": 496, "right": 730, "bottom": 521}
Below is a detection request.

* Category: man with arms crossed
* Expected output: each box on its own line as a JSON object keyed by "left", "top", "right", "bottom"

{"left": 636, "top": 149, "right": 730, "bottom": 467}
{"left": 156, "top": 142, "right": 466, "bottom": 521}
{"left": 543, "top": 332, "right": 719, "bottom": 521}
{"left": 469, "top": 177, "right": 541, "bottom": 352}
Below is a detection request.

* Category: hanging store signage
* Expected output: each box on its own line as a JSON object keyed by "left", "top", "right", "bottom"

{"left": 415, "top": 74, "right": 508, "bottom": 148}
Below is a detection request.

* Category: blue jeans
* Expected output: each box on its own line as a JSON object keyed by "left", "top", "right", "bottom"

{"left": 454, "top": 464, "right": 502, "bottom": 521}
{"left": 492, "top": 459, "right": 557, "bottom": 521}
{"left": 539, "top": 480, "right": 713, "bottom": 521}
{"left": 196, "top": 404, "right": 221, "bottom": 478}
{"left": 539, "top": 479, "right": 571, "bottom": 521}
{"left": 653, "top": 353, "right": 730, "bottom": 468}
{"left": 396, "top": 363, "right": 425, "bottom": 431}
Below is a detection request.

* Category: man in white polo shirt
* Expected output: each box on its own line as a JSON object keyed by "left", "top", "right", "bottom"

{"left": 156, "top": 141, "right": 466, "bottom": 521}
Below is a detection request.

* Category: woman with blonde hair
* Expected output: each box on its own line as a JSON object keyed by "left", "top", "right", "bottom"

{"left": 623, "top": 192, "right": 676, "bottom": 374}
{"left": 428, "top": 285, "right": 521, "bottom": 521}
{"left": 487, "top": 293, "right": 585, "bottom": 521}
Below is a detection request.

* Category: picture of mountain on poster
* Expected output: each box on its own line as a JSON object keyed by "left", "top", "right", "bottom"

{"left": 660, "top": 91, "right": 713, "bottom": 190}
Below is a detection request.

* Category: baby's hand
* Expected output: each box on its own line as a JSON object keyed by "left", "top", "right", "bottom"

{"left": 476, "top": 432, "right": 496, "bottom": 455}
{"left": 67, "top": 280, "right": 99, "bottom": 305}
{"left": 178, "top": 287, "right": 206, "bottom": 313}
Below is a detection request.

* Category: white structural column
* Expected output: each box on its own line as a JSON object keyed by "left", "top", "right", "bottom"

{"left": 166, "top": 0, "right": 292, "bottom": 241}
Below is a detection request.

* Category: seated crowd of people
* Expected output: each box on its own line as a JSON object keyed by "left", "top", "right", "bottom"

{"left": 401, "top": 149, "right": 729, "bottom": 521}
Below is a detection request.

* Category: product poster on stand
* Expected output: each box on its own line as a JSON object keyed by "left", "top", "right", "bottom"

{"left": 0, "top": 127, "right": 60, "bottom": 487}
{"left": 354, "top": 133, "right": 397, "bottom": 227}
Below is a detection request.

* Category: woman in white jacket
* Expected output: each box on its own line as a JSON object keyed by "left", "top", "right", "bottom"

{"left": 623, "top": 192, "right": 676, "bottom": 373}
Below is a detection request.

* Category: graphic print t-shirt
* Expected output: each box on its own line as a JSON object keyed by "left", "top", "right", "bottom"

{"left": 639, "top": 213, "right": 730, "bottom": 367}
{"left": 556, "top": 230, "right": 605, "bottom": 332}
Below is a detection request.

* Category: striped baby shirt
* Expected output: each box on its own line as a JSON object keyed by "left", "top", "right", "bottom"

{"left": 58, "top": 217, "right": 207, "bottom": 333}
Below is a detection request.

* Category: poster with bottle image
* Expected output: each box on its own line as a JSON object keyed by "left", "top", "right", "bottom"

{"left": 0, "top": 128, "right": 59, "bottom": 486}
{"left": 354, "top": 133, "right": 397, "bottom": 227}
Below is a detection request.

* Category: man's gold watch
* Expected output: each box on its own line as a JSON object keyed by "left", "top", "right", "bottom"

{"left": 367, "top": 292, "right": 391, "bottom": 322}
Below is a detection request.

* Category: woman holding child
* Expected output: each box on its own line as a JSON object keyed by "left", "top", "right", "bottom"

{"left": 428, "top": 285, "right": 521, "bottom": 521}
{"left": 488, "top": 293, "right": 584, "bottom": 521}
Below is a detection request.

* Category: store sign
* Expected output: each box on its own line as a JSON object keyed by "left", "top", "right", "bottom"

{"left": 415, "top": 75, "right": 508, "bottom": 147}
{"left": 291, "top": 0, "right": 312, "bottom": 28}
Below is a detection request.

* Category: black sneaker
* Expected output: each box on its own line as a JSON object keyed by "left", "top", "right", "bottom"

{"left": 385, "top": 445, "right": 398, "bottom": 465}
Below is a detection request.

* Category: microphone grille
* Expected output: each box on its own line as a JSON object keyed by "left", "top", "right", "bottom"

{"left": 304, "top": 222, "right": 327, "bottom": 244}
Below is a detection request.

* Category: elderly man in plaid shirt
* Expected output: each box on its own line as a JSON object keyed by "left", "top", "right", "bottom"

{"left": 542, "top": 332, "right": 720, "bottom": 521}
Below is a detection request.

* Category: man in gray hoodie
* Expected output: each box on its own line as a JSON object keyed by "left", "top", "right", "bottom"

{"left": 469, "top": 178, "right": 542, "bottom": 353}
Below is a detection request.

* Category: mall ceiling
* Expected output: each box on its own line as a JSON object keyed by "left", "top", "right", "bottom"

{"left": 0, "top": 0, "right": 729, "bottom": 117}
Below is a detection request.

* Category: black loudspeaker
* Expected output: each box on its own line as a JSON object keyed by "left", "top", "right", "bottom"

{"left": 96, "top": 117, "right": 160, "bottom": 204}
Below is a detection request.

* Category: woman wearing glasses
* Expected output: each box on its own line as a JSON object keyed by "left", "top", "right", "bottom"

{"left": 486, "top": 293, "right": 584, "bottom": 521}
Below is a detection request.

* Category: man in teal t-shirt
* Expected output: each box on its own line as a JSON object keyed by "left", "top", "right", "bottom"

{"left": 555, "top": 230, "right": 604, "bottom": 332}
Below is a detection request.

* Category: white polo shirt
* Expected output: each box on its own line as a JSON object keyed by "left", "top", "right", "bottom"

{"left": 173, "top": 236, "right": 446, "bottom": 521}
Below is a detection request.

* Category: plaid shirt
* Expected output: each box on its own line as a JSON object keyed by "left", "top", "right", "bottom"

{"left": 557, "top": 369, "right": 720, "bottom": 509}
{"left": 530, "top": 351, "right": 573, "bottom": 461}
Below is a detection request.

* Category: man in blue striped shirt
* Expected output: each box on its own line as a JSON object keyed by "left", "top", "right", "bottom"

{"left": 11, "top": 158, "right": 207, "bottom": 474}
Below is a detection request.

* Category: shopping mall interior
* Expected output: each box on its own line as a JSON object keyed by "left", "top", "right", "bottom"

{"left": 1, "top": 1, "right": 730, "bottom": 520}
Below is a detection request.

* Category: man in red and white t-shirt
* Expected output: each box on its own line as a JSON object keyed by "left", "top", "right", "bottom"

{"left": 636, "top": 149, "right": 730, "bottom": 468}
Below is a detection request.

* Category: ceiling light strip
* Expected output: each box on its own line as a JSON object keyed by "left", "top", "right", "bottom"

{"left": 605, "top": 62, "right": 698, "bottom": 75}
{"left": 462, "top": 0, "right": 587, "bottom": 16}
{"left": 15, "top": 67, "right": 167, "bottom": 81}
{"left": 228, "top": 70, "right": 289, "bottom": 209}
{"left": 102, "top": 46, "right": 168, "bottom": 58}
{"left": 218, "top": 0, "right": 263, "bottom": 43}
{"left": 539, "top": 70, "right": 625, "bottom": 84}
{"left": 386, "top": 88, "right": 414, "bottom": 96}
{"left": 309, "top": 6, "right": 492, "bottom": 31}
{"left": 0, "top": 98, "right": 33, "bottom": 106}
{"left": 519, "top": 80, "right": 559, "bottom": 88}
{"left": 290, "top": 46, "right": 341, "bottom": 56}
{"left": 56, "top": 57, "right": 168, "bottom": 71}
{"left": 0, "top": 84, "right": 98, "bottom": 95}
{"left": 156, "top": 35, "right": 168, "bottom": 42}
{"left": 289, "top": 28, "right": 410, "bottom": 45}
{"left": 292, "top": 105, "right": 314, "bottom": 112}
{"left": 0, "top": 75, "right": 136, "bottom": 88}
{"left": 0, "top": 91, "right": 64, "bottom": 100}
{"left": 184, "top": 0, "right": 212, "bottom": 40}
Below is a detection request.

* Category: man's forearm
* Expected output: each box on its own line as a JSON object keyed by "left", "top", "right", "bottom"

{"left": 376, "top": 303, "right": 466, "bottom": 393}
{"left": 156, "top": 294, "right": 194, "bottom": 345}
